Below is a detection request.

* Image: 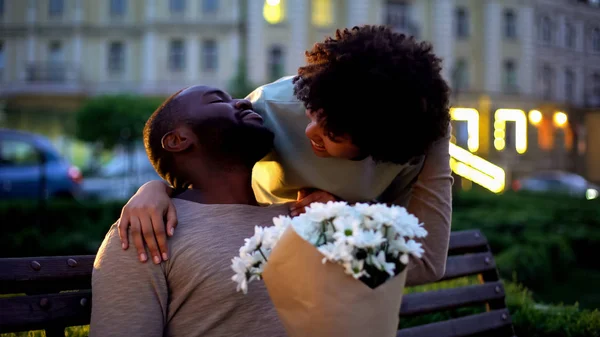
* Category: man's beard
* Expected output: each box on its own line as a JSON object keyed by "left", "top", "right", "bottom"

{"left": 193, "top": 119, "right": 275, "bottom": 169}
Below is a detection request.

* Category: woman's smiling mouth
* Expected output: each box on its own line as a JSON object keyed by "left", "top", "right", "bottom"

{"left": 310, "top": 139, "right": 326, "bottom": 152}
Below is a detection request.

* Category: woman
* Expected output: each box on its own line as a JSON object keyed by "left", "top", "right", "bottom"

{"left": 118, "top": 25, "right": 453, "bottom": 286}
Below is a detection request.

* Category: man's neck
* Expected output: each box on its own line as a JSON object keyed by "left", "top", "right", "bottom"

{"left": 180, "top": 169, "right": 258, "bottom": 206}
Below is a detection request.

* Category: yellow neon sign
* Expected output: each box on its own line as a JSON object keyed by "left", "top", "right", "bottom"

{"left": 449, "top": 143, "right": 505, "bottom": 193}
{"left": 553, "top": 112, "right": 568, "bottom": 127}
{"left": 529, "top": 110, "right": 542, "bottom": 125}
{"left": 450, "top": 108, "right": 479, "bottom": 153}
{"left": 494, "top": 109, "right": 527, "bottom": 154}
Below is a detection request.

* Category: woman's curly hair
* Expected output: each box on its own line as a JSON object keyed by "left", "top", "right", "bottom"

{"left": 293, "top": 25, "right": 451, "bottom": 164}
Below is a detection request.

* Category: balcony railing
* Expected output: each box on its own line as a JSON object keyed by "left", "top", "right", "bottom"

{"left": 24, "top": 62, "right": 81, "bottom": 83}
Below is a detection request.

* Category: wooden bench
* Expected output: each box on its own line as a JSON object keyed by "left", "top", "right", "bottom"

{"left": 0, "top": 229, "right": 515, "bottom": 337}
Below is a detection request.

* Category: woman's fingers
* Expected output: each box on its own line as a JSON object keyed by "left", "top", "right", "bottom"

{"left": 139, "top": 214, "right": 162, "bottom": 264}
{"left": 117, "top": 216, "right": 130, "bottom": 250}
{"left": 150, "top": 209, "right": 169, "bottom": 261}
{"left": 129, "top": 216, "right": 148, "bottom": 262}
{"left": 290, "top": 191, "right": 338, "bottom": 217}
{"left": 166, "top": 202, "right": 178, "bottom": 237}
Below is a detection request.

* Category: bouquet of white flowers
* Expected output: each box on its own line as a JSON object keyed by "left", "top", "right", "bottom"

{"left": 231, "top": 201, "right": 427, "bottom": 337}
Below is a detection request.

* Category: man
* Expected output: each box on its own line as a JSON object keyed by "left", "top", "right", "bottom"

{"left": 118, "top": 25, "right": 453, "bottom": 286}
{"left": 90, "top": 86, "right": 287, "bottom": 337}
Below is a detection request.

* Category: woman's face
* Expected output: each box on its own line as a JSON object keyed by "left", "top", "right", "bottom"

{"left": 304, "top": 109, "right": 361, "bottom": 159}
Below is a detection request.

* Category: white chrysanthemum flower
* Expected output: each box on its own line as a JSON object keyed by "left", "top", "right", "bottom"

{"left": 262, "top": 226, "right": 283, "bottom": 249}
{"left": 368, "top": 251, "right": 396, "bottom": 277}
{"left": 332, "top": 214, "right": 360, "bottom": 237}
{"left": 405, "top": 239, "right": 425, "bottom": 258}
{"left": 239, "top": 226, "right": 265, "bottom": 255}
{"left": 272, "top": 214, "right": 293, "bottom": 229}
{"left": 305, "top": 201, "right": 349, "bottom": 222}
{"left": 231, "top": 257, "right": 250, "bottom": 294}
{"left": 343, "top": 259, "right": 367, "bottom": 279}
{"left": 349, "top": 229, "right": 386, "bottom": 249}
{"left": 387, "top": 236, "right": 408, "bottom": 254}
{"left": 400, "top": 253, "right": 410, "bottom": 265}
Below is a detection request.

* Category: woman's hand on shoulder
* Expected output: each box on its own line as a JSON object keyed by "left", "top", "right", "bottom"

{"left": 117, "top": 180, "right": 177, "bottom": 264}
{"left": 289, "top": 188, "right": 339, "bottom": 217}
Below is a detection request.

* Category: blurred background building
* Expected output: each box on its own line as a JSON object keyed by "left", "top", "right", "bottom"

{"left": 0, "top": 0, "right": 599, "bottom": 193}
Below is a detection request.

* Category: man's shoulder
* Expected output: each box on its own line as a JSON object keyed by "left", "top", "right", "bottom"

{"left": 170, "top": 199, "right": 290, "bottom": 226}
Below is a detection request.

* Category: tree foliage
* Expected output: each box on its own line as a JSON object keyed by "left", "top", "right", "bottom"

{"left": 75, "top": 95, "right": 163, "bottom": 149}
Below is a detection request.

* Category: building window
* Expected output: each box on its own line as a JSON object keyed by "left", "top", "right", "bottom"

{"left": 504, "top": 9, "right": 517, "bottom": 39}
{"left": 593, "top": 27, "right": 600, "bottom": 52}
{"left": 565, "top": 68, "right": 575, "bottom": 102}
{"left": 541, "top": 65, "right": 554, "bottom": 99}
{"left": 108, "top": 41, "right": 125, "bottom": 75}
{"left": 0, "top": 41, "right": 4, "bottom": 80}
{"left": 110, "top": 0, "right": 127, "bottom": 16}
{"left": 0, "top": 0, "right": 5, "bottom": 17}
{"left": 455, "top": 7, "right": 469, "bottom": 38}
{"left": 503, "top": 60, "right": 517, "bottom": 93}
{"left": 594, "top": 73, "right": 600, "bottom": 99}
{"left": 202, "top": 0, "right": 218, "bottom": 13}
{"left": 170, "top": 0, "right": 186, "bottom": 14}
{"left": 540, "top": 16, "right": 553, "bottom": 44}
{"left": 268, "top": 45, "right": 285, "bottom": 81}
{"left": 565, "top": 22, "right": 576, "bottom": 49}
{"left": 169, "top": 39, "right": 186, "bottom": 72}
{"left": 452, "top": 59, "right": 469, "bottom": 91}
{"left": 202, "top": 39, "right": 218, "bottom": 72}
{"left": 386, "top": 2, "right": 410, "bottom": 33}
{"left": 312, "top": 0, "right": 333, "bottom": 27}
{"left": 48, "top": 41, "right": 64, "bottom": 82}
{"left": 49, "top": 0, "right": 64, "bottom": 17}
{"left": 263, "top": 0, "right": 285, "bottom": 24}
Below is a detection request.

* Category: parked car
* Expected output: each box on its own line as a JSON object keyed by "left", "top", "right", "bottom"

{"left": 512, "top": 171, "right": 599, "bottom": 200}
{"left": 81, "top": 147, "right": 161, "bottom": 201}
{"left": 0, "top": 129, "right": 82, "bottom": 200}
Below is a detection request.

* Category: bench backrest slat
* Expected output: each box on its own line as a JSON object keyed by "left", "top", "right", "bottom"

{"left": 0, "top": 256, "right": 94, "bottom": 294}
{"left": 441, "top": 252, "right": 496, "bottom": 281}
{"left": 0, "top": 291, "right": 91, "bottom": 333}
{"left": 446, "top": 229, "right": 489, "bottom": 255}
{"left": 397, "top": 309, "right": 512, "bottom": 337}
{"left": 400, "top": 281, "right": 505, "bottom": 316}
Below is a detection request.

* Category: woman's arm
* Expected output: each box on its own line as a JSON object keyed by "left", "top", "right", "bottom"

{"left": 380, "top": 127, "right": 453, "bottom": 286}
{"left": 118, "top": 180, "right": 177, "bottom": 263}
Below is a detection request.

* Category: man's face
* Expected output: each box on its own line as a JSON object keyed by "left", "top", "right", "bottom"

{"left": 304, "top": 109, "right": 362, "bottom": 160}
{"left": 173, "top": 86, "right": 274, "bottom": 164}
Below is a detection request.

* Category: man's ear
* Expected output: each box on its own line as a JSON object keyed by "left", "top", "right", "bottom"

{"left": 161, "top": 128, "right": 194, "bottom": 152}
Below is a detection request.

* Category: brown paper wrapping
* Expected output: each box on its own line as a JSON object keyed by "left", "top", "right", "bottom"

{"left": 263, "top": 227, "right": 407, "bottom": 337}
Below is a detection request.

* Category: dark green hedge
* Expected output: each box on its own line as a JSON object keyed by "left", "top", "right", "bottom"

{"left": 0, "top": 200, "right": 121, "bottom": 258}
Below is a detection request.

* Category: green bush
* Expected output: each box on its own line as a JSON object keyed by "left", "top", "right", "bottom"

{"left": 0, "top": 200, "right": 122, "bottom": 258}
{"left": 505, "top": 282, "right": 600, "bottom": 337}
{"left": 75, "top": 95, "right": 163, "bottom": 149}
{"left": 453, "top": 191, "right": 600, "bottom": 291}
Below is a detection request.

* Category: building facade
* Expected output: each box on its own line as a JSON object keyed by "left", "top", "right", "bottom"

{"left": 1, "top": 0, "right": 599, "bottom": 185}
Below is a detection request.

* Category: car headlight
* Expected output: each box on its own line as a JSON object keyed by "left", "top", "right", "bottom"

{"left": 586, "top": 188, "right": 599, "bottom": 200}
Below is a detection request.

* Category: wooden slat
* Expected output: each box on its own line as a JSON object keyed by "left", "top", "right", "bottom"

{"left": 0, "top": 291, "right": 92, "bottom": 334}
{"left": 0, "top": 256, "right": 94, "bottom": 294}
{"left": 447, "top": 230, "right": 489, "bottom": 255}
{"left": 397, "top": 309, "right": 513, "bottom": 337}
{"left": 400, "top": 282, "right": 505, "bottom": 316}
{"left": 441, "top": 252, "right": 496, "bottom": 281}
